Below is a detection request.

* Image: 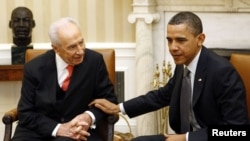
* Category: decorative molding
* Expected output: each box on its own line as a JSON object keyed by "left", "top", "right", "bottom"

{"left": 156, "top": 0, "right": 250, "bottom": 12}
{"left": 128, "top": 0, "right": 160, "bottom": 24}
{"left": 128, "top": 13, "right": 160, "bottom": 24}
{"left": 239, "top": 0, "right": 250, "bottom": 6}
{"left": 0, "top": 42, "right": 136, "bottom": 64}
{"left": 0, "top": 45, "right": 12, "bottom": 65}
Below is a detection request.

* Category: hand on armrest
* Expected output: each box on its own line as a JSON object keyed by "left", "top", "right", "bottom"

{"left": 89, "top": 99, "right": 120, "bottom": 114}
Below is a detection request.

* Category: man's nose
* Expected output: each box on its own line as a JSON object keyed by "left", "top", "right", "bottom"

{"left": 169, "top": 42, "right": 179, "bottom": 50}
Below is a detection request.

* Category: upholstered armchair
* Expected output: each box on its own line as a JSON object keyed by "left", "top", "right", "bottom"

{"left": 230, "top": 53, "right": 250, "bottom": 121}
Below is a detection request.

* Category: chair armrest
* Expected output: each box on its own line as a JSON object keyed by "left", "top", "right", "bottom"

{"left": 107, "top": 113, "right": 119, "bottom": 124}
{"left": 2, "top": 108, "right": 18, "bottom": 124}
{"left": 96, "top": 113, "right": 119, "bottom": 141}
{"left": 2, "top": 108, "right": 18, "bottom": 141}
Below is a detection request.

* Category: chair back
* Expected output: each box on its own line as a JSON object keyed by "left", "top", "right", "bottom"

{"left": 230, "top": 53, "right": 250, "bottom": 119}
{"left": 26, "top": 49, "right": 115, "bottom": 84}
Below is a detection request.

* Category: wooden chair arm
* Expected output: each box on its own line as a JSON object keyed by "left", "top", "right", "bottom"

{"left": 2, "top": 108, "right": 18, "bottom": 124}
{"left": 108, "top": 113, "right": 119, "bottom": 124}
{"left": 97, "top": 113, "right": 119, "bottom": 141}
{"left": 2, "top": 108, "right": 18, "bottom": 141}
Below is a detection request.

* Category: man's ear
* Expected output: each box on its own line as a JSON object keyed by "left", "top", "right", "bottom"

{"left": 197, "top": 33, "right": 205, "bottom": 46}
{"left": 52, "top": 44, "right": 58, "bottom": 52}
{"left": 9, "top": 21, "right": 12, "bottom": 28}
{"left": 32, "top": 20, "right": 36, "bottom": 28}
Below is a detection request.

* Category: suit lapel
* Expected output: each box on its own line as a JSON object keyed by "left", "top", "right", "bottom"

{"left": 192, "top": 47, "right": 208, "bottom": 107}
{"left": 170, "top": 65, "right": 183, "bottom": 111}
{"left": 42, "top": 51, "right": 58, "bottom": 103}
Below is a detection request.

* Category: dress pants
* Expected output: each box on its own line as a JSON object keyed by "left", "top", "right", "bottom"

{"left": 131, "top": 134, "right": 165, "bottom": 141}
{"left": 12, "top": 136, "right": 102, "bottom": 141}
{"left": 12, "top": 128, "right": 102, "bottom": 141}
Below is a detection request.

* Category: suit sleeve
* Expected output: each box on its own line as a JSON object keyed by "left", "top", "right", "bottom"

{"left": 123, "top": 72, "right": 176, "bottom": 118}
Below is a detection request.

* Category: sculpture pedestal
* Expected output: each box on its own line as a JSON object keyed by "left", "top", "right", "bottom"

{"left": 11, "top": 45, "right": 33, "bottom": 64}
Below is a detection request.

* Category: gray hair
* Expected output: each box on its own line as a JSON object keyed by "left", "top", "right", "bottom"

{"left": 48, "top": 17, "right": 80, "bottom": 46}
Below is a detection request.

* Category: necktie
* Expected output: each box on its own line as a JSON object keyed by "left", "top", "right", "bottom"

{"left": 61, "top": 65, "right": 74, "bottom": 91}
{"left": 180, "top": 67, "right": 191, "bottom": 133}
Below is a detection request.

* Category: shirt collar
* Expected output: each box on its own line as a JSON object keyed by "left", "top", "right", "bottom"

{"left": 186, "top": 48, "right": 202, "bottom": 75}
{"left": 55, "top": 53, "right": 68, "bottom": 71}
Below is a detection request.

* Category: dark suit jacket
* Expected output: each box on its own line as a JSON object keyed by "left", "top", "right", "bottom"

{"left": 13, "top": 49, "right": 117, "bottom": 139}
{"left": 123, "top": 47, "right": 248, "bottom": 141}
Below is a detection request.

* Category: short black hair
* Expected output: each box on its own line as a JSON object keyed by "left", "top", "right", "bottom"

{"left": 168, "top": 11, "right": 203, "bottom": 36}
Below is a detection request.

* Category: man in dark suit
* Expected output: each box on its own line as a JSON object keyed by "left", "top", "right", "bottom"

{"left": 12, "top": 17, "right": 117, "bottom": 141}
{"left": 89, "top": 12, "right": 248, "bottom": 141}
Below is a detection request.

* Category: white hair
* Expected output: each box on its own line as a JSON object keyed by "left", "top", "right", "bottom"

{"left": 48, "top": 17, "right": 80, "bottom": 46}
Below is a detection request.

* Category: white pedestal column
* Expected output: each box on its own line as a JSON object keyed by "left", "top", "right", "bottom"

{"left": 135, "top": 19, "right": 156, "bottom": 135}
{"left": 128, "top": 0, "right": 160, "bottom": 136}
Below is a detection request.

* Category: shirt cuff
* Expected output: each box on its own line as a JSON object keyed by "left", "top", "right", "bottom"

{"left": 84, "top": 111, "right": 96, "bottom": 129}
{"left": 52, "top": 123, "right": 61, "bottom": 137}
{"left": 119, "top": 103, "right": 126, "bottom": 115}
{"left": 186, "top": 132, "right": 189, "bottom": 141}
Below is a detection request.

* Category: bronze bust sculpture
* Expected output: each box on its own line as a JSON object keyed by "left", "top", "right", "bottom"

{"left": 9, "top": 7, "right": 35, "bottom": 64}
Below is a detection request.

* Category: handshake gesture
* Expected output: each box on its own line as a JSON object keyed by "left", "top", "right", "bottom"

{"left": 56, "top": 113, "right": 92, "bottom": 141}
